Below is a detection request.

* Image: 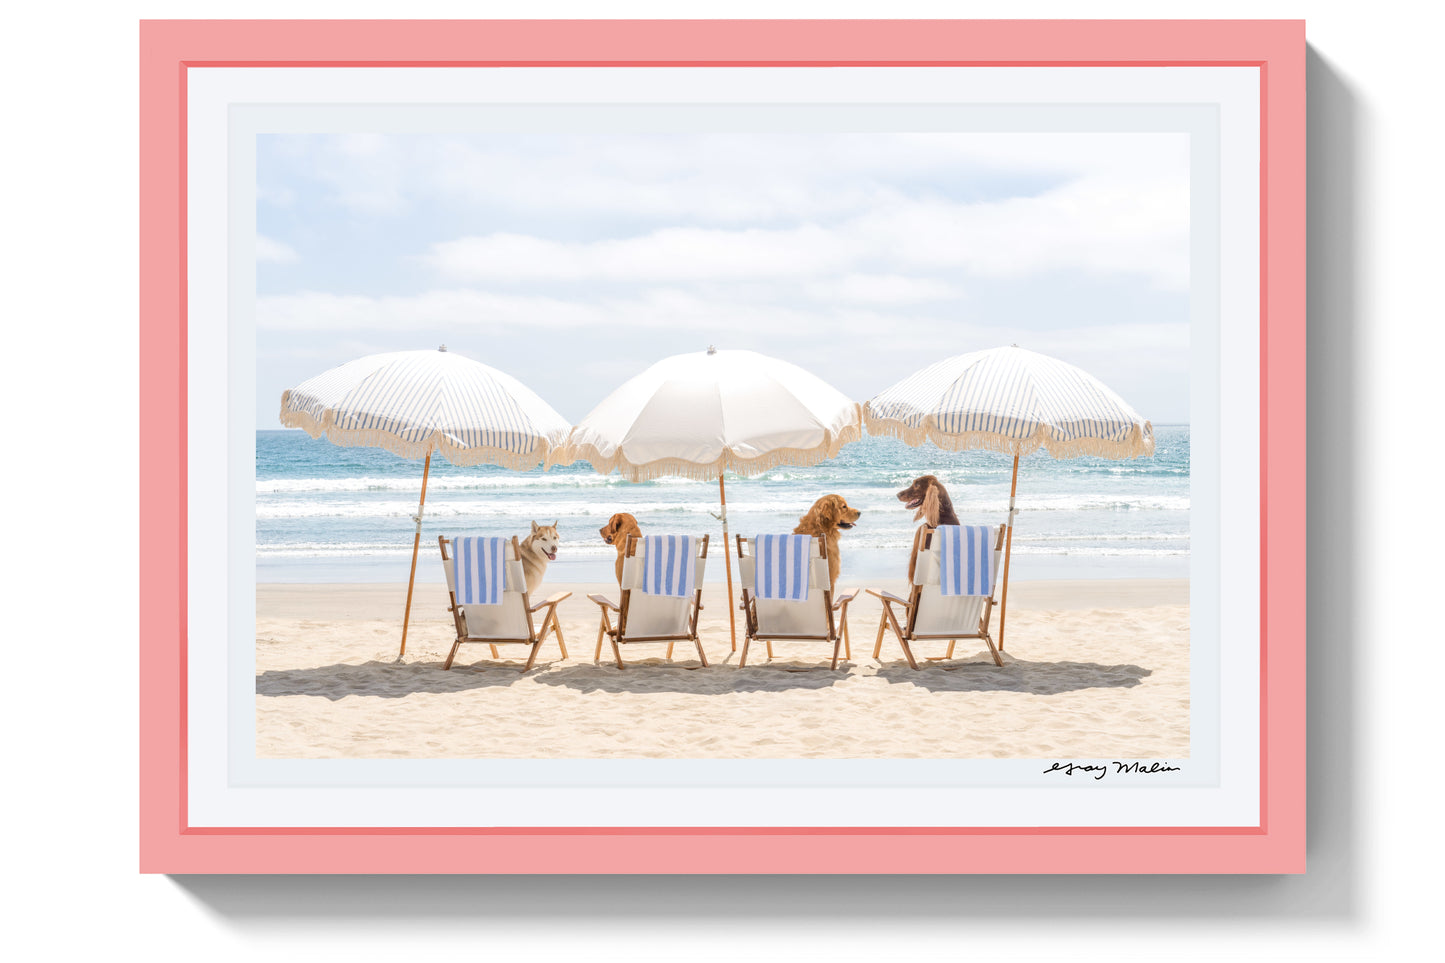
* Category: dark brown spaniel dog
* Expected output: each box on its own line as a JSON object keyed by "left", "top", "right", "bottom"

{"left": 896, "top": 475, "right": 961, "bottom": 528}
{"left": 598, "top": 512, "right": 643, "bottom": 585}
{"left": 793, "top": 494, "right": 862, "bottom": 591}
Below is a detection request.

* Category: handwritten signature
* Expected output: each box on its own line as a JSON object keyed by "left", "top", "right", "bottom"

{"left": 1043, "top": 761, "right": 1182, "bottom": 781}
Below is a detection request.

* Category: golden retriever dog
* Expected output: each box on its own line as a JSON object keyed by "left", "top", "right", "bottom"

{"left": 896, "top": 475, "right": 961, "bottom": 528}
{"left": 598, "top": 512, "right": 643, "bottom": 585}
{"left": 792, "top": 494, "right": 862, "bottom": 592}
{"left": 519, "top": 520, "right": 560, "bottom": 597}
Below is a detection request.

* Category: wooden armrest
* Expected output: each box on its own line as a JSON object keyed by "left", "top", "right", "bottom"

{"left": 832, "top": 588, "right": 861, "bottom": 609}
{"left": 529, "top": 591, "right": 571, "bottom": 612}
{"left": 586, "top": 593, "right": 620, "bottom": 611}
{"left": 866, "top": 588, "right": 910, "bottom": 606}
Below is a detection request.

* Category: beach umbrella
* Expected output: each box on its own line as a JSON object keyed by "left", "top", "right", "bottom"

{"left": 554, "top": 346, "right": 864, "bottom": 651}
{"left": 279, "top": 345, "right": 572, "bottom": 657}
{"left": 864, "top": 344, "right": 1154, "bottom": 650}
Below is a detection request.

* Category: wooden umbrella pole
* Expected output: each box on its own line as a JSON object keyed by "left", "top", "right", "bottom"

{"left": 399, "top": 449, "right": 433, "bottom": 659}
{"left": 998, "top": 453, "right": 1020, "bottom": 652}
{"left": 720, "top": 475, "right": 738, "bottom": 651}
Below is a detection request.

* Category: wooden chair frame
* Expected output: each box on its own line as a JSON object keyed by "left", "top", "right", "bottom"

{"left": 588, "top": 534, "right": 710, "bottom": 669}
{"left": 736, "top": 535, "right": 859, "bottom": 670}
{"left": 439, "top": 535, "right": 570, "bottom": 671}
{"left": 868, "top": 524, "right": 1006, "bottom": 669}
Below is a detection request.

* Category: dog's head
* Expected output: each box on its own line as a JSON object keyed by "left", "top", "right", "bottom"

{"left": 897, "top": 475, "right": 948, "bottom": 526}
{"left": 598, "top": 512, "right": 642, "bottom": 549}
{"left": 528, "top": 520, "right": 560, "bottom": 561}
{"left": 799, "top": 494, "right": 861, "bottom": 534}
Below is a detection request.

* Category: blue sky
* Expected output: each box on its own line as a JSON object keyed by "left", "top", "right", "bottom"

{"left": 257, "top": 131, "right": 1190, "bottom": 427}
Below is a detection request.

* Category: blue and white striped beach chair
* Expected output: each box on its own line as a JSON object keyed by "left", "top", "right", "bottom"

{"left": 868, "top": 523, "right": 1007, "bottom": 668}
{"left": 439, "top": 535, "right": 571, "bottom": 671}
{"left": 588, "top": 534, "right": 710, "bottom": 669}
{"left": 736, "top": 535, "right": 860, "bottom": 670}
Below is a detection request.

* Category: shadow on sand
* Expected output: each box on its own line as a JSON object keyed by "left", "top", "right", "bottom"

{"left": 256, "top": 653, "right": 860, "bottom": 700}
{"left": 255, "top": 658, "right": 542, "bottom": 701}
{"left": 532, "top": 659, "right": 849, "bottom": 695}
{"left": 872, "top": 657, "right": 1151, "bottom": 695}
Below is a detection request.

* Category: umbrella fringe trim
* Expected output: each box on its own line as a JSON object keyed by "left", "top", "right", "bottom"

{"left": 277, "top": 406, "right": 327, "bottom": 438}
{"left": 553, "top": 425, "right": 865, "bottom": 481}
{"left": 863, "top": 415, "right": 1155, "bottom": 460}
{"left": 278, "top": 408, "right": 553, "bottom": 470}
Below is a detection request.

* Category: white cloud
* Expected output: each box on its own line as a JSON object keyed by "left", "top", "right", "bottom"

{"left": 803, "top": 274, "right": 962, "bottom": 304}
{"left": 853, "top": 174, "right": 1190, "bottom": 289}
{"left": 426, "top": 135, "right": 915, "bottom": 224}
{"left": 256, "top": 130, "right": 1193, "bottom": 423}
{"left": 256, "top": 185, "right": 295, "bottom": 208}
{"left": 256, "top": 235, "right": 298, "bottom": 264}
{"left": 423, "top": 225, "right": 859, "bottom": 284}
{"left": 260, "top": 131, "right": 1189, "bottom": 227}
{"left": 302, "top": 133, "right": 409, "bottom": 215}
{"left": 256, "top": 290, "right": 1189, "bottom": 421}
{"left": 257, "top": 287, "right": 865, "bottom": 337}
{"left": 421, "top": 170, "right": 1189, "bottom": 291}
{"left": 257, "top": 289, "right": 602, "bottom": 332}
{"left": 256, "top": 287, "right": 1183, "bottom": 352}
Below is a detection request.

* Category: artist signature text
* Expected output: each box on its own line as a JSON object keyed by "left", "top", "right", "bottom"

{"left": 1043, "top": 761, "right": 1182, "bottom": 781}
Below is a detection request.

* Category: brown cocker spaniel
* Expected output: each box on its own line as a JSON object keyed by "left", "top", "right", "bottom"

{"left": 896, "top": 475, "right": 961, "bottom": 528}
{"left": 793, "top": 494, "right": 862, "bottom": 592}
{"left": 598, "top": 512, "right": 643, "bottom": 585}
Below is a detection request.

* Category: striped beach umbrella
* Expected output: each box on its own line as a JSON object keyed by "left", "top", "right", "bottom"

{"left": 554, "top": 346, "right": 864, "bottom": 651}
{"left": 865, "top": 344, "right": 1154, "bottom": 649}
{"left": 279, "top": 346, "right": 571, "bottom": 657}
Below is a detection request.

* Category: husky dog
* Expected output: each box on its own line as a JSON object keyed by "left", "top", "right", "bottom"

{"left": 519, "top": 520, "right": 560, "bottom": 596}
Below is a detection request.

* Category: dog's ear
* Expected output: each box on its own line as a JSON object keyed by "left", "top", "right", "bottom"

{"left": 531, "top": 520, "right": 539, "bottom": 534}
{"left": 820, "top": 497, "right": 840, "bottom": 528}
{"left": 919, "top": 485, "right": 941, "bottom": 526}
{"left": 552, "top": 520, "right": 559, "bottom": 530}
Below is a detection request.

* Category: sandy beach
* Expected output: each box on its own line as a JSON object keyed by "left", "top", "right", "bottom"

{"left": 256, "top": 577, "right": 1189, "bottom": 760}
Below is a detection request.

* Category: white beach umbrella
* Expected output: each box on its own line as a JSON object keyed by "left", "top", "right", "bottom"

{"left": 279, "top": 345, "right": 572, "bottom": 657}
{"left": 556, "top": 346, "right": 864, "bottom": 650}
{"left": 865, "top": 344, "right": 1154, "bottom": 649}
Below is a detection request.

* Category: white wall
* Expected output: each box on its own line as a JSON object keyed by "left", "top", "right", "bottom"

{"left": 5, "top": 1, "right": 1432, "bottom": 959}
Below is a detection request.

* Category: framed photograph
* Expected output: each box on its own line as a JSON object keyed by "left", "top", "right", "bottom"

{"left": 140, "top": 19, "right": 1305, "bottom": 873}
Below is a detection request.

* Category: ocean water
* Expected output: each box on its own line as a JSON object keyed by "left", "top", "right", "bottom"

{"left": 255, "top": 426, "right": 1190, "bottom": 584}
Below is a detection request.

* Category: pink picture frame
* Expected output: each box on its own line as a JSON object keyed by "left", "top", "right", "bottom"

{"left": 140, "top": 19, "right": 1305, "bottom": 873}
